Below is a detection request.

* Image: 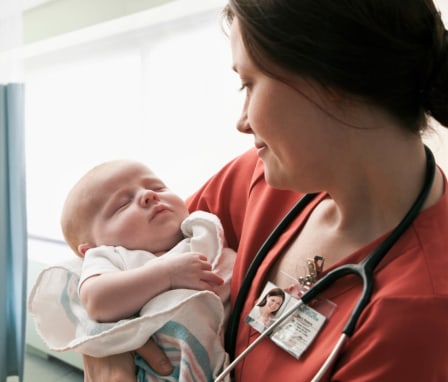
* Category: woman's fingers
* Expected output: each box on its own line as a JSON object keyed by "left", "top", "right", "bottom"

{"left": 136, "top": 339, "right": 173, "bottom": 376}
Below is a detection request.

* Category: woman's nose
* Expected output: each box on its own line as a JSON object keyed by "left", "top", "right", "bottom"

{"left": 139, "top": 189, "right": 159, "bottom": 207}
{"left": 236, "top": 109, "right": 251, "bottom": 134}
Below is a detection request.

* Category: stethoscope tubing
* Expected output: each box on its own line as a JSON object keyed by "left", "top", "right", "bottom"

{"left": 225, "top": 193, "right": 319, "bottom": 358}
{"left": 300, "top": 145, "right": 435, "bottom": 336}
{"left": 216, "top": 299, "right": 306, "bottom": 381}
{"left": 219, "top": 146, "right": 435, "bottom": 382}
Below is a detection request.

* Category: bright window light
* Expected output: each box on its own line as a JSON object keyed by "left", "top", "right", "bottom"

{"left": 25, "top": 6, "right": 250, "bottom": 241}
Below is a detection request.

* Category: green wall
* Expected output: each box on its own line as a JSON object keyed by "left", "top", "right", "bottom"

{"left": 24, "top": 0, "right": 175, "bottom": 44}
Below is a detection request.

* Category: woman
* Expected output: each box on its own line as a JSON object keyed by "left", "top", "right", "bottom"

{"left": 83, "top": 0, "right": 448, "bottom": 380}
{"left": 248, "top": 287, "right": 286, "bottom": 330}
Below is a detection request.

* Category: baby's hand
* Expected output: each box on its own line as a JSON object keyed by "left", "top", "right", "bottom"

{"left": 162, "top": 252, "right": 224, "bottom": 291}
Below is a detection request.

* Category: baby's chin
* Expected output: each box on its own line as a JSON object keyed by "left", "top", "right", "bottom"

{"left": 141, "top": 234, "right": 183, "bottom": 255}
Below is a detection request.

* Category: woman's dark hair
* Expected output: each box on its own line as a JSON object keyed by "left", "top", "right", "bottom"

{"left": 257, "top": 287, "right": 285, "bottom": 310}
{"left": 223, "top": 0, "right": 448, "bottom": 132}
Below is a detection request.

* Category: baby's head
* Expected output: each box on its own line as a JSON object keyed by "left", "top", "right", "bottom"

{"left": 61, "top": 160, "right": 189, "bottom": 257}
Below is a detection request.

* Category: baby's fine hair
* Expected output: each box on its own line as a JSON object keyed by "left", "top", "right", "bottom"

{"left": 224, "top": 0, "right": 448, "bottom": 132}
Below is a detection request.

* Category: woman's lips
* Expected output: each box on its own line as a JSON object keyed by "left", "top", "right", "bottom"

{"left": 255, "top": 141, "right": 267, "bottom": 155}
{"left": 254, "top": 140, "right": 265, "bottom": 149}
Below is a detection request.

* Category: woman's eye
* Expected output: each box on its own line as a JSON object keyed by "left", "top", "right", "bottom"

{"left": 239, "top": 83, "right": 248, "bottom": 92}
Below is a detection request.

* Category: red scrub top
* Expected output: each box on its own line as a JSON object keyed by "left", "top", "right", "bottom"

{"left": 187, "top": 148, "right": 448, "bottom": 381}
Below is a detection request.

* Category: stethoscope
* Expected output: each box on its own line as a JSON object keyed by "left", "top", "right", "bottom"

{"left": 216, "top": 146, "right": 436, "bottom": 382}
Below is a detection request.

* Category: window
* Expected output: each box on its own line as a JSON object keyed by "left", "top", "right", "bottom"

{"left": 25, "top": 3, "right": 250, "bottom": 243}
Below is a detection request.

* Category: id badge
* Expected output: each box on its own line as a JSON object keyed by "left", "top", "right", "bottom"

{"left": 245, "top": 281, "right": 336, "bottom": 359}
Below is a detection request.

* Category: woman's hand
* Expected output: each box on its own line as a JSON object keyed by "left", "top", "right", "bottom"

{"left": 82, "top": 340, "right": 172, "bottom": 382}
{"left": 83, "top": 351, "right": 136, "bottom": 382}
{"left": 136, "top": 339, "right": 173, "bottom": 375}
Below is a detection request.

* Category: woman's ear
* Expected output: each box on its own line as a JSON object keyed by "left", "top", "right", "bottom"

{"left": 78, "top": 243, "right": 94, "bottom": 257}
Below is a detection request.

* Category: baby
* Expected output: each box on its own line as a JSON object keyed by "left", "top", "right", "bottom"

{"left": 61, "top": 159, "right": 224, "bottom": 322}
{"left": 30, "top": 159, "right": 234, "bottom": 381}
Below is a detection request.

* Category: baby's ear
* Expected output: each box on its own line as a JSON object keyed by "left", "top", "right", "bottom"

{"left": 78, "top": 243, "right": 94, "bottom": 257}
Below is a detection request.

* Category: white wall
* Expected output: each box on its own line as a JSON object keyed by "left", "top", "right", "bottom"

{"left": 424, "top": 1, "right": 448, "bottom": 171}
{"left": 23, "top": 0, "right": 176, "bottom": 43}
{"left": 436, "top": 0, "right": 448, "bottom": 16}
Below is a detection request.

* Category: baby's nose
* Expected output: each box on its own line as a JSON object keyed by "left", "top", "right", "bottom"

{"left": 139, "top": 189, "right": 159, "bottom": 206}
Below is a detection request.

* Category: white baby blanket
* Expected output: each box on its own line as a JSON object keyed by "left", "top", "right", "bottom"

{"left": 29, "top": 211, "right": 235, "bottom": 382}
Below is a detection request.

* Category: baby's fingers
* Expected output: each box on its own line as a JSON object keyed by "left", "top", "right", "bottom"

{"left": 201, "top": 271, "right": 224, "bottom": 286}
